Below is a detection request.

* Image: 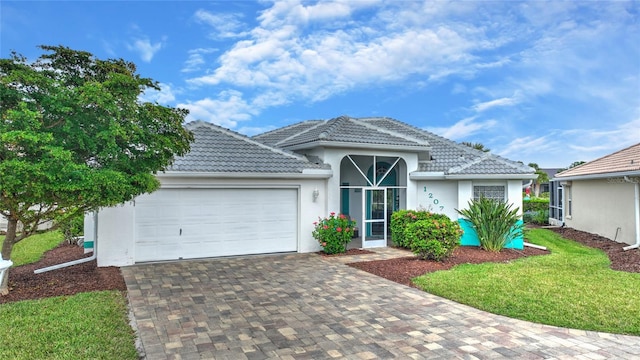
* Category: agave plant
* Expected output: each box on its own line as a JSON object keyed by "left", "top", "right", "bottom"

{"left": 456, "top": 197, "right": 523, "bottom": 252}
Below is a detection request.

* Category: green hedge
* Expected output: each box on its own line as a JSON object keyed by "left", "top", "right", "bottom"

{"left": 523, "top": 198, "right": 549, "bottom": 213}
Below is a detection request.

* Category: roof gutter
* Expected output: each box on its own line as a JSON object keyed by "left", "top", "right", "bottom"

{"left": 159, "top": 169, "right": 334, "bottom": 179}
{"left": 35, "top": 212, "right": 97, "bottom": 274}
{"left": 623, "top": 176, "right": 640, "bottom": 251}
{"left": 553, "top": 170, "right": 640, "bottom": 181}
{"left": 444, "top": 174, "right": 537, "bottom": 180}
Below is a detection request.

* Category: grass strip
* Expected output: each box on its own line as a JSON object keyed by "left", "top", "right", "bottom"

{"left": 0, "top": 290, "right": 137, "bottom": 360}
{"left": 413, "top": 228, "right": 640, "bottom": 335}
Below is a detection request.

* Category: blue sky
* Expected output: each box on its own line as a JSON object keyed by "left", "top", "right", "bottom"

{"left": 2, "top": 1, "right": 639, "bottom": 168}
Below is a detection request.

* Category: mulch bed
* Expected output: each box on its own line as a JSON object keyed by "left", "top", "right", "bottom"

{"left": 348, "top": 246, "right": 549, "bottom": 287}
{"left": 1, "top": 227, "right": 638, "bottom": 303}
{"left": 0, "top": 244, "right": 126, "bottom": 304}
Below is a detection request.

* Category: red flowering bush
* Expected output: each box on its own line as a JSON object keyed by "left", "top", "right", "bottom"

{"left": 312, "top": 212, "right": 356, "bottom": 254}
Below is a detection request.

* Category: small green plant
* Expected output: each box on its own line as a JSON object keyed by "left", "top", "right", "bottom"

{"left": 312, "top": 212, "right": 356, "bottom": 254}
{"left": 532, "top": 209, "right": 549, "bottom": 225}
{"left": 457, "top": 197, "right": 523, "bottom": 252}
{"left": 404, "top": 218, "right": 462, "bottom": 261}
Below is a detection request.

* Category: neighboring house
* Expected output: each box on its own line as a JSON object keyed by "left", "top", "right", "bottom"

{"left": 551, "top": 143, "right": 640, "bottom": 249}
{"left": 0, "top": 215, "right": 53, "bottom": 234}
{"left": 540, "top": 168, "right": 560, "bottom": 194}
{"left": 91, "top": 116, "right": 536, "bottom": 267}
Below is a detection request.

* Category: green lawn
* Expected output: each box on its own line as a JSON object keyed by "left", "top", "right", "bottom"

{"left": 0, "top": 231, "right": 138, "bottom": 359}
{"left": 0, "top": 291, "right": 138, "bottom": 360}
{"left": 1, "top": 231, "right": 65, "bottom": 266}
{"left": 413, "top": 228, "right": 640, "bottom": 335}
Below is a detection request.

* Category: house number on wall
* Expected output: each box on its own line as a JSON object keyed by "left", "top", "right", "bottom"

{"left": 423, "top": 186, "right": 445, "bottom": 211}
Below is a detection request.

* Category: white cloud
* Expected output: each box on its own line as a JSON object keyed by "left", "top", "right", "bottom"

{"left": 472, "top": 92, "right": 521, "bottom": 113}
{"left": 497, "top": 117, "right": 640, "bottom": 167}
{"left": 257, "top": 0, "right": 373, "bottom": 28}
{"left": 451, "top": 83, "right": 466, "bottom": 94}
{"left": 127, "top": 37, "right": 164, "bottom": 62}
{"left": 187, "top": 5, "right": 484, "bottom": 103}
{"left": 140, "top": 83, "right": 177, "bottom": 104}
{"left": 177, "top": 90, "right": 258, "bottom": 129}
{"left": 193, "top": 9, "right": 249, "bottom": 39}
{"left": 497, "top": 135, "right": 554, "bottom": 159}
{"left": 180, "top": 0, "right": 638, "bottom": 143}
{"left": 182, "top": 48, "right": 217, "bottom": 73}
{"left": 427, "top": 117, "right": 497, "bottom": 140}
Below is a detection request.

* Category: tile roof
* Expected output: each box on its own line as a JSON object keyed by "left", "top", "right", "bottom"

{"left": 168, "top": 121, "right": 329, "bottom": 173}
{"left": 254, "top": 116, "right": 427, "bottom": 148}
{"left": 555, "top": 143, "right": 640, "bottom": 178}
{"left": 255, "top": 116, "right": 533, "bottom": 176}
{"left": 360, "top": 117, "right": 532, "bottom": 175}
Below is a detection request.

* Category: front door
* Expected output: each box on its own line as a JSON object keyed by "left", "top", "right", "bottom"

{"left": 363, "top": 188, "right": 387, "bottom": 248}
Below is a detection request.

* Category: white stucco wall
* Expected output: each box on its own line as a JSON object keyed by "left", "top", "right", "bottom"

{"left": 564, "top": 179, "right": 638, "bottom": 245}
{"left": 416, "top": 180, "right": 458, "bottom": 220}
{"left": 96, "top": 176, "right": 328, "bottom": 266}
{"left": 96, "top": 203, "right": 136, "bottom": 266}
{"left": 507, "top": 180, "right": 525, "bottom": 216}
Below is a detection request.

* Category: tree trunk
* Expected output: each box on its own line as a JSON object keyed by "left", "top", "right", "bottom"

{"left": 0, "top": 217, "right": 18, "bottom": 296}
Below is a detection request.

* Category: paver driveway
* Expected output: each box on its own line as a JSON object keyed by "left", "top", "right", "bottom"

{"left": 123, "top": 250, "right": 640, "bottom": 359}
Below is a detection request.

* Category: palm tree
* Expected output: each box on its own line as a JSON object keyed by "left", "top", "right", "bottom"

{"left": 461, "top": 141, "right": 490, "bottom": 152}
{"left": 527, "top": 163, "right": 549, "bottom": 197}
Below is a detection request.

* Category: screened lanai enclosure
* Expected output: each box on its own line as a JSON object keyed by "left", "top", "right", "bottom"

{"left": 340, "top": 155, "right": 407, "bottom": 248}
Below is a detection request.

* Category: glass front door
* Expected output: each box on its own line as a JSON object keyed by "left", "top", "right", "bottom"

{"left": 363, "top": 188, "right": 387, "bottom": 248}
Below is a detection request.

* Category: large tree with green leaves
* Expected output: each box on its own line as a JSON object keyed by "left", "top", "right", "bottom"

{"left": 0, "top": 46, "right": 193, "bottom": 295}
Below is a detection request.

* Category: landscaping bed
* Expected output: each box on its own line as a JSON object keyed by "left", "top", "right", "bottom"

{"left": 1, "top": 244, "right": 126, "bottom": 304}
{"left": 349, "top": 245, "right": 548, "bottom": 287}
{"left": 2, "top": 227, "right": 639, "bottom": 303}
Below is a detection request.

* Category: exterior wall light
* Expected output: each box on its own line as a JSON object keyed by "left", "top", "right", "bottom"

{"left": 312, "top": 188, "right": 320, "bottom": 202}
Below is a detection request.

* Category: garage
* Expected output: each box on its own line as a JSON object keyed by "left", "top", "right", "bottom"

{"left": 133, "top": 188, "right": 298, "bottom": 262}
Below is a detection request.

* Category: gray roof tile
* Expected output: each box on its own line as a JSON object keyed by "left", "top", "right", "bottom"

{"left": 254, "top": 116, "right": 427, "bottom": 148}
{"left": 254, "top": 116, "right": 532, "bottom": 176}
{"left": 169, "top": 121, "right": 329, "bottom": 173}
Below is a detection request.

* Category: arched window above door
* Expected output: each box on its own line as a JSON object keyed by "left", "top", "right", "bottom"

{"left": 340, "top": 155, "right": 405, "bottom": 187}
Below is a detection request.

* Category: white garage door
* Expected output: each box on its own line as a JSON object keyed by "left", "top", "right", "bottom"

{"left": 134, "top": 188, "right": 298, "bottom": 262}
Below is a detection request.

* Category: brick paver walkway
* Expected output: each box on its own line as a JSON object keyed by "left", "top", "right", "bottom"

{"left": 123, "top": 251, "right": 640, "bottom": 359}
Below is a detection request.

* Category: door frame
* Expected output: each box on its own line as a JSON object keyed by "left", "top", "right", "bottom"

{"left": 362, "top": 187, "right": 387, "bottom": 248}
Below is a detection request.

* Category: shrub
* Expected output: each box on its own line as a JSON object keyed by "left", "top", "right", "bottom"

{"left": 312, "top": 212, "right": 356, "bottom": 254}
{"left": 57, "top": 212, "right": 84, "bottom": 245}
{"left": 533, "top": 209, "right": 550, "bottom": 225}
{"left": 390, "top": 210, "right": 424, "bottom": 247}
{"left": 523, "top": 209, "right": 550, "bottom": 225}
{"left": 404, "top": 218, "right": 462, "bottom": 261}
{"left": 523, "top": 197, "right": 549, "bottom": 213}
{"left": 457, "top": 197, "right": 523, "bottom": 252}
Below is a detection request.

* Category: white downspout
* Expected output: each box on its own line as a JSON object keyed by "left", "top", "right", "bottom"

{"left": 34, "top": 212, "right": 98, "bottom": 274}
{"left": 623, "top": 177, "right": 640, "bottom": 251}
